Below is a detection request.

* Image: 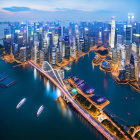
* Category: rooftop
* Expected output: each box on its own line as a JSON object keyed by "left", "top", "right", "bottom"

{"left": 90, "top": 95, "right": 107, "bottom": 105}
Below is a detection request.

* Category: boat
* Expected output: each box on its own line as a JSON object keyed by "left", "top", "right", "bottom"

{"left": 16, "top": 98, "right": 26, "bottom": 109}
{"left": 37, "top": 105, "right": 44, "bottom": 117}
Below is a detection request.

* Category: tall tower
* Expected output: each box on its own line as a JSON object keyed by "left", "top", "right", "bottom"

{"left": 110, "top": 17, "right": 116, "bottom": 49}
{"left": 34, "top": 41, "right": 39, "bottom": 63}
{"left": 26, "top": 24, "right": 28, "bottom": 44}
{"left": 128, "top": 13, "right": 134, "bottom": 25}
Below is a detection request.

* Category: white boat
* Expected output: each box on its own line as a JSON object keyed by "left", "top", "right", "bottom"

{"left": 37, "top": 105, "right": 44, "bottom": 117}
{"left": 16, "top": 98, "right": 26, "bottom": 109}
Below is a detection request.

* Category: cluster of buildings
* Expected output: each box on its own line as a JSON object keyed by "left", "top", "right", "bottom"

{"left": 68, "top": 76, "right": 109, "bottom": 109}
{"left": 109, "top": 14, "right": 140, "bottom": 83}
{"left": 2, "top": 14, "right": 140, "bottom": 83}
{"left": 3, "top": 22, "right": 97, "bottom": 65}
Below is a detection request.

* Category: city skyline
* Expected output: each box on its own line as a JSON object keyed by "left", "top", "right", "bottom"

{"left": 0, "top": 1, "right": 140, "bottom": 140}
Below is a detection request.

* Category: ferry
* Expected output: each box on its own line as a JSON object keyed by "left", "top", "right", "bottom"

{"left": 37, "top": 105, "right": 44, "bottom": 117}
{"left": 16, "top": 98, "right": 26, "bottom": 109}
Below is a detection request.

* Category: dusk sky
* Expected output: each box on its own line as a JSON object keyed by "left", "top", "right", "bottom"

{"left": 0, "top": 0, "right": 139, "bottom": 22}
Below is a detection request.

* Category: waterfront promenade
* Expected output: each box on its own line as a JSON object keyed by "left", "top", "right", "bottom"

{"left": 28, "top": 60, "right": 118, "bottom": 140}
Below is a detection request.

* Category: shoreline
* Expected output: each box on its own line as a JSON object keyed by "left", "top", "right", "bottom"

{"left": 92, "top": 53, "right": 140, "bottom": 94}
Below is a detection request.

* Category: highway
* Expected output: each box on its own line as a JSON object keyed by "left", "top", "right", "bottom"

{"left": 28, "top": 60, "right": 118, "bottom": 140}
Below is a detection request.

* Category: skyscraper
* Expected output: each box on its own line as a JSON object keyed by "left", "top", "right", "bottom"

{"left": 34, "top": 41, "right": 39, "bottom": 63}
{"left": 110, "top": 17, "right": 116, "bottom": 49}
{"left": 20, "top": 47, "right": 26, "bottom": 62}
{"left": 126, "top": 25, "right": 132, "bottom": 44}
{"left": 64, "top": 36, "right": 70, "bottom": 60}
{"left": 128, "top": 13, "right": 135, "bottom": 25}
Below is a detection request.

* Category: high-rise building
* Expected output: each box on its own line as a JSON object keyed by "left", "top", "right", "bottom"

{"left": 3, "top": 38, "right": 11, "bottom": 54}
{"left": 51, "top": 45, "right": 56, "bottom": 65}
{"left": 134, "top": 57, "right": 139, "bottom": 81}
{"left": 82, "top": 37, "right": 90, "bottom": 53}
{"left": 39, "top": 50, "right": 45, "bottom": 64}
{"left": 110, "top": 17, "right": 116, "bottom": 49}
{"left": 98, "top": 28, "right": 102, "bottom": 45}
{"left": 53, "top": 34, "right": 59, "bottom": 46}
{"left": 70, "top": 37, "right": 76, "bottom": 58}
{"left": 34, "top": 41, "right": 39, "bottom": 63}
{"left": 133, "top": 34, "right": 140, "bottom": 44}
{"left": 132, "top": 43, "right": 137, "bottom": 54}
{"left": 128, "top": 13, "right": 135, "bottom": 25}
{"left": 125, "top": 64, "right": 131, "bottom": 80}
{"left": 56, "top": 43, "right": 62, "bottom": 63}
{"left": 20, "top": 47, "right": 26, "bottom": 62}
{"left": 12, "top": 43, "right": 19, "bottom": 59}
{"left": 121, "top": 45, "right": 126, "bottom": 70}
{"left": 64, "top": 36, "right": 70, "bottom": 60}
{"left": 126, "top": 25, "right": 132, "bottom": 44}
{"left": 130, "top": 64, "right": 135, "bottom": 80}
{"left": 125, "top": 44, "right": 131, "bottom": 64}
{"left": 103, "top": 29, "right": 109, "bottom": 48}
{"left": 117, "top": 34, "right": 123, "bottom": 45}
{"left": 112, "top": 48, "right": 118, "bottom": 65}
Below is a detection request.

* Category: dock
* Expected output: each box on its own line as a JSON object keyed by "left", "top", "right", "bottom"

{"left": 0, "top": 73, "right": 8, "bottom": 81}
{"left": 0, "top": 73, "right": 16, "bottom": 88}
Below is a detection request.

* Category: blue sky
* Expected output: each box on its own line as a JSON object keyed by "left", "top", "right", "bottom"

{"left": 0, "top": 0, "right": 139, "bottom": 22}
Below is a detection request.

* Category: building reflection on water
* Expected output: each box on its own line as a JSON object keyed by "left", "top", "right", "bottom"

{"left": 34, "top": 68, "right": 37, "bottom": 80}
{"left": 104, "top": 75, "right": 108, "bottom": 91}
{"left": 57, "top": 97, "right": 73, "bottom": 122}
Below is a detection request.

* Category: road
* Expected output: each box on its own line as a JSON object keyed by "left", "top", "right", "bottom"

{"left": 28, "top": 60, "right": 118, "bottom": 140}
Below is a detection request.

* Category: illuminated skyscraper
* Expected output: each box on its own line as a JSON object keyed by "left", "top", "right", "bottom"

{"left": 117, "top": 35, "right": 123, "bottom": 45}
{"left": 134, "top": 57, "right": 139, "bottom": 81}
{"left": 56, "top": 43, "right": 62, "bottom": 63}
{"left": 20, "top": 47, "right": 26, "bottom": 62}
{"left": 126, "top": 25, "right": 132, "bottom": 44}
{"left": 70, "top": 37, "right": 76, "bottom": 58}
{"left": 132, "top": 43, "right": 137, "bottom": 54}
{"left": 103, "top": 29, "right": 109, "bottom": 48}
{"left": 39, "top": 50, "right": 45, "bottom": 64}
{"left": 110, "top": 17, "right": 116, "bottom": 49}
{"left": 128, "top": 13, "right": 135, "bottom": 25}
{"left": 12, "top": 43, "right": 19, "bottom": 59}
{"left": 51, "top": 45, "right": 56, "bottom": 65}
{"left": 121, "top": 45, "right": 126, "bottom": 70}
{"left": 98, "top": 28, "right": 102, "bottom": 45}
{"left": 34, "top": 41, "right": 39, "bottom": 63}
{"left": 112, "top": 48, "right": 118, "bottom": 65}
{"left": 64, "top": 36, "right": 70, "bottom": 60}
{"left": 53, "top": 34, "right": 59, "bottom": 46}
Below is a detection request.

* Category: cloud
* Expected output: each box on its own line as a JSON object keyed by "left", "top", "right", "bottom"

{"left": 3, "top": 6, "right": 31, "bottom": 12}
{"left": 0, "top": 8, "right": 13, "bottom": 14}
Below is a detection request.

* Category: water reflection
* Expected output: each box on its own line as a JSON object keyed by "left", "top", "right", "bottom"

{"left": 34, "top": 68, "right": 37, "bottom": 80}
{"left": 92, "top": 64, "right": 95, "bottom": 71}
{"left": 46, "top": 81, "right": 50, "bottom": 91}
{"left": 57, "top": 98, "right": 73, "bottom": 121}
{"left": 56, "top": 88, "right": 61, "bottom": 97}
{"left": 103, "top": 75, "right": 108, "bottom": 91}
